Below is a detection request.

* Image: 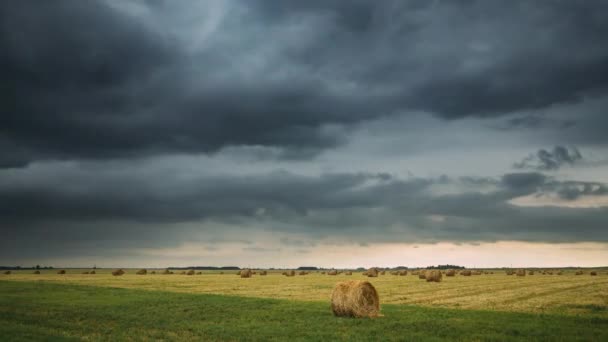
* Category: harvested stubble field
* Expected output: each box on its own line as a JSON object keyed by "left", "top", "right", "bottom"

{"left": 1, "top": 269, "right": 607, "bottom": 341}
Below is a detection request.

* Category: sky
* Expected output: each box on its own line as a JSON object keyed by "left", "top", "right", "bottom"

{"left": 1, "top": 0, "right": 608, "bottom": 268}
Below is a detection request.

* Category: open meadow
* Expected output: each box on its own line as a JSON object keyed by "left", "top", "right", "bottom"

{"left": 2, "top": 269, "right": 607, "bottom": 340}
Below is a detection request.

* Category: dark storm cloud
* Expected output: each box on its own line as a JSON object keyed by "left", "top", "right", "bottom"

{"left": 514, "top": 146, "right": 583, "bottom": 171}
{"left": 2, "top": 0, "right": 608, "bottom": 167}
{"left": 2, "top": 165, "right": 607, "bottom": 252}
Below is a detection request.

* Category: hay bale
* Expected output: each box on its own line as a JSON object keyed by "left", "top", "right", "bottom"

{"left": 90, "top": 270, "right": 96, "bottom": 274}
{"left": 186, "top": 270, "right": 195, "bottom": 275}
{"left": 418, "top": 271, "right": 427, "bottom": 280}
{"left": 260, "top": 270, "right": 267, "bottom": 275}
{"left": 136, "top": 269, "right": 147, "bottom": 275}
{"left": 285, "top": 270, "right": 295, "bottom": 277}
{"left": 426, "top": 270, "right": 442, "bottom": 282}
{"left": 57, "top": 270, "right": 66, "bottom": 274}
{"left": 575, "top": 270, "right": 584, "bottom": 275}
{"left": 112, "top": 269, "right": 125, "bottom": 276}
{"left": 321, "top": 271, "right": 326, "bottom": 274}
{"left": 3, "top": 271, "right": 10, "bottom": 275}
{"left": 528, "top": 271, "right": 534, "bottom": 275}
{"left": 34, "top": 270, "right": 40, "bottom": 274}
{"left": 299, "top": 271, "right": 307, "bottom": 276}
{"left": 330, "top": 280, "right": 380, "bottom": 318}
{"left": 327, "top": 270, "right": 338, "bottom": 276}
{"left": 151, "top": 271, "right": 156, "bottom": 274}
{"left": 82, "top": 271, "right": 90, "bottom": 274}
{"left": 163, "top": 269, "right": 171, "bottom": 275}
{"left": 461, "top": 270, "right": 471, "bottom": 276}
{"left": 506, "top": 270, "right": 514, "bottom": 275}
{"left": 240, "top": 269, "right": 252, "bottom": 278}
{"left": 398, "top": 270, "right": 407, "bottom": 276}
{"left": 516, "top": 269, "right": 526, "bottom": 277}
{"left": 220, "top": 272, "right": 224, "bottom": 274}
{"left": 590, "top": 271, "right": 597, "bottom": 276}
{"left": 366, "top": 268, "right": 379, "bottom": 278}
{"left": 472, "top": 271, "right": 482, "bottom": 276}
{"left": 445, "top": 269, "right": 456, "bottom": 277}
{"left": 197, "top": 272, "right": 202, "bottom": 275}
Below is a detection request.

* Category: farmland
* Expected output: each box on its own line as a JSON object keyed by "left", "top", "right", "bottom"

{"left": 1, "top": 269, "right": 607, "bottom": 340}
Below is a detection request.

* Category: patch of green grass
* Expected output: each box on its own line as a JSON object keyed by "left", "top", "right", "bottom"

{"left": 1, "top": 281, "right": 606, "bottom": 341}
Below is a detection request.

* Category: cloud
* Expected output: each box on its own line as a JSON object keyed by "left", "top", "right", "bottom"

{"left": 2, "top": 0, "right": 608, "bottom": 167}
{"left": 514, "top": 146, "right": 583, "bottom": 170}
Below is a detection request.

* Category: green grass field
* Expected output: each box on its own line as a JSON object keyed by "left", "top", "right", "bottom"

{"left": 1, "top": 270, "right": 607, "bottom": 341}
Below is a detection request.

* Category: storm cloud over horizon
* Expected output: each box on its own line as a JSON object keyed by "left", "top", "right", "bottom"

{"left": 2, "top": 0, "right": 608, "bottom": 267}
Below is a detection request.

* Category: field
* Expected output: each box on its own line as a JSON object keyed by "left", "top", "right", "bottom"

{"left": 1, "top": 269, "right": 607, "bottom": 341}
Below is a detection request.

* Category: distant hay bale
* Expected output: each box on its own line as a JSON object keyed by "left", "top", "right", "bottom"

{"left": 3, "top": 271, "right": 10, "bottom": 275}
{"left": 445, "top": 269, "right": 456, "bottom": 277}
{"left": 220, "top": 272, "right": 224, "bottom": 274}
{"left": 286, "top": 270, "right": 296, "bottom": 277}
{"left": 136, "top": 269, "right": 147, "bottom": 275}
{"left": 186, "top": 270, "right": 195, "bottom": 275}
{"left": 528, "top": 271, "right": 534, "bottom": 275}
{"left": 390, "top": 271, "right": 398, "bottom": 275}
{"left": 399, "top": 270, "right": 407, "bottom": 276}
{"left": 412, "top": 271, "right": 419, "bottom": 276}
{"left": 575, "top": 271, "right": 584, "bottom": 275}
{"left": 252, "top": 271, "right": 257, "bottom": 275}
{"left": 328, "top": 270, "right": 338, "bottom": 276}
{"left": 240, "top": 269, "right": 252, "bottom": 278}
{"left": 366, "top": 268, "right": 379, "bottom": 278}
{"left": 180, "top": 271, "right": 186, "bottom": 275}
{"left": 418, "top": 271, "right": 427, "bottom": 279}
{"left": 345, "top": 271, "right": 352, "bottom": 275}
{"left": 90, "top": 270, "right": 96, "bottom": 274}
{"left": 260, "top": 270, "right": 267, "bottom": 275}
{"left": 556, "top": 271, "right": 562, "bottom": 275}
{"left": 590, "top": 271, "right": 597, "bottom": 276}
{"left": 196, "top": 272, "right": 202, "bottom": 275}
{"left": 506, "top": 270, "right": 514, "bottom": 275}
{"left": 34, "top": 270, "right": 40, "bottom": 274}
{"left": 461, "top": 270, "right": 472, "bottom": 276}
{"left": 472, "top": 271, "right": 482, "bottom": 276}
{"left": 299, "top": 271, "right": 307, "bottom": 276}
{"left": 82, "top": 271, "right": 89, "bottom": 274}
{"left": 330, "top": 280, "right": 380, "bottom": 318}
{"left": 57, "top": 270, "right": 66, "bottom": 274}
{"left": 163, "top": 269, "right": 171, "bottom": 275}
{"left": 151, "top": 271, "right": 156, "bottom": 274}
{"left": 426, "top": 270, "right": 442, "bottom": 282}
{"left": 321, "top": 271, "right": 326, "bottom": 274}
{"left": 516, "top": 269, "right": 526, "bottom": 277}
{"left": 112, "top": 269, "right": 125, "bottom": 276}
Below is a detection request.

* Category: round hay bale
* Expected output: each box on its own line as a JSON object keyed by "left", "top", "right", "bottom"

{"left": 136, "top": 269, "right": 147, "bottom": 275}
{"left": 57, "top": 270, "right": 66, "bottom": 274}
{"left": 112, "top": 269, "right": 125, "bottom": 276}
{"left": 3, "top": 271, "right": 11, "bottom": 275}
{"left": 82, "top": 271, "right": 89, "bottom": 274}
{"left": 418, "top": 271, "right": 427, "bottom": 280}
{"left": 445, "top": 269, "right": 456, "bottom": 277}
{"left": 575, "top": 270, "right": 583, "bottom": 275}
{"left": 162, "top": 269, "right": 171, "bottom": 275}
{"left": 260, "top": 270, "right": 267, "bottom": 275}
{"left": 516, "top": 269, "right": 526, "bottom": 277}
{"left": 528, "top": 271, "right": 534, "bottom": 275}
{"left": 151, "top": 271, "right": 156, "bottom": 274}
{"left": 240, "top": 269, "right": 252, "bottom": 278}
{"left": 366, "top": 268, "right": 379, "bottom": 278}
{"left": 590, "top": 271, "right": 597, "bottom": 276}
{"left": 196, "top": 272, "right": 202, "bottom": 275}
{"left": 426, "top": 270, "right": 442, "bottom": 282}
{"left": 33, "top": 270, "right": 41, "bottom": 274}
{"left": 327, "top": 270, "right": 338, "bottom": 276}
{"left": 399, "top": 270, "right": 407, "bottom": 276}
{"left": 186, "top": 270, "right": 195, "bottom": 275}
{"left": 321, "top": 271, "right": 326, "bottom": 274}
{"left": 299, "top": 271, "right": 307, "bottom": 276}
{"left": 330, "top": 280, "right": 380, "bottom": 318}
{"left": 90, "top": 270, "right": 96, "bottom": 274}
{"left": 461, "top": 270, "right": 472, "bottom": 276}
{"left": 285, "top": 270, "right": 295, "bottom": 277}
{"left": 345, "top": 271, "right": 352, "bottom": 275}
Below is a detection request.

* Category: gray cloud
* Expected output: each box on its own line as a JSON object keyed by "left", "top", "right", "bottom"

{"left": 514, "top": 146, "right": 583, "bottom": 170}
{"left": 2, "top": 0, "right": 608, "bottom": 168}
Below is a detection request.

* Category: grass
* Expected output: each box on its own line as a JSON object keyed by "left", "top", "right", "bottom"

{"left": 2, "top": 270, "right": 607, "bottom": 317}
{"left": 1, "top": 281, "right": 607, "bottom": 341}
